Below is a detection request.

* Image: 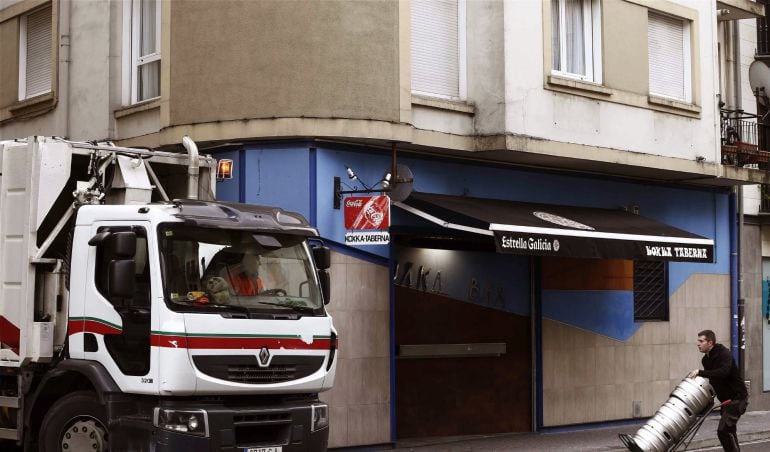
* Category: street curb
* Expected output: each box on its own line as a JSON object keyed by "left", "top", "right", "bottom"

{"left": 604, "top": 429, "right": 770, "bottom": 451}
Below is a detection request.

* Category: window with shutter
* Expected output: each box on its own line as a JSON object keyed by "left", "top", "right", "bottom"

{"left": 550, "top": 0, "right": 602, "bottom": 83}
{"left": 126, "top": 0, "right": 161, "bottom": 104}
{"left": 18, "top": 6, "right": 53, "bottom": 101}
{"left": 411, "top": 0, "right": 465, "bottom": 100}
{"left": 648, "top": 12, "right": 691, "bottom": 103}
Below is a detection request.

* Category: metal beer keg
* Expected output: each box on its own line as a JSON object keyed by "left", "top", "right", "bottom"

{"left": 626, "top": 376, "right": 715, "bottom": 452}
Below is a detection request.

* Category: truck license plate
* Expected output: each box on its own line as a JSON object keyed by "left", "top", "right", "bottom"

{"left": 244, "top": 448, "right": 282, "bottom": 452}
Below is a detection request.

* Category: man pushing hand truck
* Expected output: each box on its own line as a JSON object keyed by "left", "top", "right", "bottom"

{"left": 687, "top": 330, "right": 748, "bottom": 452}
{"left": 620, "top": 330, "right": 748, "bottom": 452}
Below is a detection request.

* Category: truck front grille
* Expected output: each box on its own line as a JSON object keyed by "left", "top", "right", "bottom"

{"left": 228, "top": 364, "right": 295, "bottom": 383}
{"left": 193, "top": 355, "right": 324, "bottom": 384}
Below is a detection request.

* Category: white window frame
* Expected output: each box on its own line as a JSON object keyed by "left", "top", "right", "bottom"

{"left": 410, "top": 0, "right": 467, "bottom": 101}
{"left": 18, "top": 6, "right": 52, "bottom": 101}
{"left": 18, "top": 12, "right": 30, "bottom": 100}
{"left": 648, "top": 12, "right": 692, "bottom": 104}
{"left": 551, "top": 0, "right": 602, "bottom": 84}
{"left": 122, "top": 0, "right": 161, "bottom": 105}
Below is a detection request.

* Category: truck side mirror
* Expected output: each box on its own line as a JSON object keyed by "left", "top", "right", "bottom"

{"left": 109, "top": 260, "right": 136, "bottom": 299}
{"left": 108, "top": 232, "right": 137, "bottom": 257}
{"left": 318, "top": 269, "right": 331, "bottom": 305}
{"left": 88, "top": 231, "right": 111, "bottom": 246}
{"left": 312, "top": 246, "right": 331, "bottom": 270}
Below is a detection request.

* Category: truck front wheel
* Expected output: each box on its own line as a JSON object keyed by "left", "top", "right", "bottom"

{"left": 39, "top": 391, "right": 109, "bottom": 452}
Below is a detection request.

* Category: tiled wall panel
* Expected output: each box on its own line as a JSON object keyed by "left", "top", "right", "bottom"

{"left": 543, "top": 273, "right": 730, "bottom": 425}
{"left": 320, "top": 251, "right": 390, "bottom": 447}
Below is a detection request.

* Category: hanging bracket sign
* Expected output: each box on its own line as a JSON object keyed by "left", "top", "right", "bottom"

{"left": 344, "top": 196, "right": 390, "bottom": 245}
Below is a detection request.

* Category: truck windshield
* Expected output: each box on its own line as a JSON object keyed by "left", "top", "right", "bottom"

{"left": 158, "top": 223, "right": 324, "bottom": 316}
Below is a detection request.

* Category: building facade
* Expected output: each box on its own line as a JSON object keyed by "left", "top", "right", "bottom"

{"left": 1, "top": 0, "right": 768, "bottom": 448}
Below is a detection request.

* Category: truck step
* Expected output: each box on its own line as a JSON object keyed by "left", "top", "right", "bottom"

{"left": 0, "top": 427, "right": 18, "bottom": 440}
{"left": 0, "top": 396, "right": 19, "bottom": 408}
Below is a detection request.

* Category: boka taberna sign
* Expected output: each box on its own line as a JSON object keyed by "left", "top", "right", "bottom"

{"left": 494, "top": 232, "right": 713, "bottom": 263}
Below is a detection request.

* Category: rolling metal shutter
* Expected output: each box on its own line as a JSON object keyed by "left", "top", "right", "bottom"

{"left": 24, "top": 6, "right": 53, "bottom": 98}
{"left": 411, "top": 0, "right": 460, "bottom": 98}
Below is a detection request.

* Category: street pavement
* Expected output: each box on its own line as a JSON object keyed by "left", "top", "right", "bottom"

{"left": 1, "top": 410, "right": 765, "bottom": 451}
{"left": 696, "top": 439, "right": 770, "bottom": 451}
{"left": 386, "top": 410, "right": 770, "bottom": 451}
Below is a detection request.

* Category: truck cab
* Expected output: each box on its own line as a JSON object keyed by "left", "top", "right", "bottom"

{"left": 61, "top": 200, "right": 337, "bottom": 451}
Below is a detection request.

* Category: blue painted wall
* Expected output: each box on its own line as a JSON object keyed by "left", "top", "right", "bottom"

{"left": 243, "top": 144, "right": 312, "bottom": 221}
{"left": 542, "top": 290, "right": 636, "bottom": 341}
{"left": 218, "top": 142, "right": 732, "bottom": 341}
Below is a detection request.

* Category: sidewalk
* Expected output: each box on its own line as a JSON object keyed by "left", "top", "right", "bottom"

{"left": 390, "top": 410, "right": 770, "bottom": 451}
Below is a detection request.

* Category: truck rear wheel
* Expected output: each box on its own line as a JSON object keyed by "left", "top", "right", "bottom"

{"left": 39, "top": 391, "right": 109, "bottom": 452}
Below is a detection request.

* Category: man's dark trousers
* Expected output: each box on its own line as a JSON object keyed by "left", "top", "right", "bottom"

{"left": 718, "top": 399, "right": 748, "bottom": 452}
{"left": 698, "top": 342, "right": 748, "bottom": 452}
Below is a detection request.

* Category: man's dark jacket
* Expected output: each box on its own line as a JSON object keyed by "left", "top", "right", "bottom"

{"left": 698, "top": 343, "right": 748, "bottom": 402}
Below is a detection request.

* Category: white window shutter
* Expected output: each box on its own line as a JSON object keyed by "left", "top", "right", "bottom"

{"left": 25, "top": 6, "right": 53, "bottom": 98}
{"left": 648, "top": 12, "right": 689, "bottom": 101}
{"left": 411, "top": 0, "right": 460, "bottom": 98}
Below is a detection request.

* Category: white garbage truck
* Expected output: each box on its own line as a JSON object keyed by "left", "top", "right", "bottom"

{"left": 0, "top": 136, "right": 337, "bottom": 451}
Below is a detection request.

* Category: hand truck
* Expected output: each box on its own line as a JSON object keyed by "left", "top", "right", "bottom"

{"left": 618, "top": 399, "right": 732, "bottom": 452}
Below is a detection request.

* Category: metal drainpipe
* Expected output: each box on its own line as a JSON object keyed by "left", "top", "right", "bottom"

{"left": 182, "top": 136, "right": 200, "bottom": 200}
{"left": 530, "top": 257, "right": 537, "bottom": 432}
{"left": 736, "top": 185, "right": 746, "bottom": 378}
{"left": 731, "top": 190, "right": 739, "bottom": 364}
{"left": 730, "top": 20, "right": 745, "bottom": 374}
{"left": 60, "top": 0, "right": 71, "bottom": 138}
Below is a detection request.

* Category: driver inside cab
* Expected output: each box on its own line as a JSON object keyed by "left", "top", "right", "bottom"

{"left": 202, "top": 251, "right": 265, "bottom": 304}
{"left": 228, "top": 253, "right": 265, "bottom": 296}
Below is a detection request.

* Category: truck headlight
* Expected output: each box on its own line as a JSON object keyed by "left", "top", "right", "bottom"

{"left": 311, "top": 403, "right": 329, "bottom": 432}
{"left": 154, "top": 408, "right": 209, "bottom": 437}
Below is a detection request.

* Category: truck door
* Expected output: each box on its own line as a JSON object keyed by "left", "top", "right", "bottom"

{"left": 84, "top": 222, "right": 157, "bottom": 392}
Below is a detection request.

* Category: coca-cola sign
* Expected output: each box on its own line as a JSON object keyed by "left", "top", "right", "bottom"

{"left": 344, "top": 196, "right": 390, "bottom": 230}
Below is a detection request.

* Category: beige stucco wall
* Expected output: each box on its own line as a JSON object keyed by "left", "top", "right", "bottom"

{"left": 67, "top": 0, "right": 110, "bottom": 140}
{"left": 466, "top": 0, "right": 505, "bottom": 135}
{"left": 320, "top": 250, "right": 390, "bottom": 447}
{"left": 0, "top": 0, "right": 117, "bottom": 140}
{"left": 166, "top": 0, "right": 400, "bottom": 128}
{"left": 0, "top": 16, "right": 19, "bottom": 109}
{"left": 603, "top": 0, "right": 649, "bottom": 95}
{"left": 542, "top": 273, "right": 731, "bottom": 426}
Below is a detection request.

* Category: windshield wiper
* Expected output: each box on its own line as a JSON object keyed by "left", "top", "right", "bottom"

{"left": 188, "top": 302, "right": 251, "bottom": 316}
{"left": 255, "top": 301, "right": 317, "bottom": 313}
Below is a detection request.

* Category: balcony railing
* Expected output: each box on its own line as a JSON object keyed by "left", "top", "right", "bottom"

{"left": 720, "top": 109, "right": 770, "bottom": 167}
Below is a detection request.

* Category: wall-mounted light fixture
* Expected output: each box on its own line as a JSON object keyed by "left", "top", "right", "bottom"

{"left": 333, "top": 143, "right": 413, "bottom": 209}
{"left": 216, "top": 159, "right": 234, "bottom": 180}
{"left": 333, "top": 170, "right": 391, "bottom": 209}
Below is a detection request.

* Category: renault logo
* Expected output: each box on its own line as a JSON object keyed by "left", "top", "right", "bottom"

{"left": 259, "top": 347, "right": 270, "bottom": 366}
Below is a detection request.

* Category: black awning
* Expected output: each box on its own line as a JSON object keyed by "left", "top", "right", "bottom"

{"left": 395, "top": 193, "right": 714, "bottom": 263}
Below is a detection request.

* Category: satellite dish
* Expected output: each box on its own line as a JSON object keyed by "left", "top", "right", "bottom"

{"left": 387, "top": 164, "right": 414, "bottom": 202}
{"left": 749, "top": 60, "right": 770, "bottom": 106}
